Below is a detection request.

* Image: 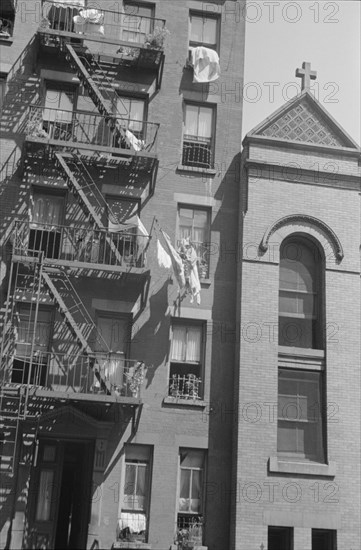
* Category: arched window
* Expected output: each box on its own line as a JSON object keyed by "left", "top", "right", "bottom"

{"left": 279, "top": 238, "right": 323, "bottom": 349}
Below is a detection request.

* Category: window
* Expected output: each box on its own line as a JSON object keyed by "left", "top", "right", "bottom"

{"left": 312, "top": 529, "right": 337, "bottom": 550}
{"left": 106, "top": 197, "right": 141, "bottom": 266}
{"left": 169, "top": 323, "right": 203, "bottom": 400}
{"left": 116, "top": 96, "right": 146, "bottom": 139}
{"left": 94, "top": 314, "right": 130, "bottom": 393}
{"left": 0, "top": 74, "right": 7, "bottom": 111}
{"left": 268, "top": 526, "right": 293, "bottom": 550}
{"left": 182, "top": 104, "right": 215, "bottom": 169}
{"left": 189, "top": 13, "right": 218, "bottom": 50}
{"left": 122, "top": 2, "right": 154, "bottom": 44}
{"left": 178, "top": 206, "right": 210, "bottom": 279}
{"left": 176, "top": 449, "right": 205, "bottom": 547}
{"left": 42, "top": 84, "right": 75, "bottom": 140}
{"left": 28, "top": 190, "right": 65, "bottom": 259}
{"left": 12, "top": 305, "right": 53, "bottom": 386}
{"left": 278, "top": 369, "right": 325, "bottom": 462}
{"left": 0, "top": 1, "right": 15, "bottom": 39}
{"left": 279, "top": 238, "right": 323, "bottom": 349}
{"left": 119, "top": 444, "right": 152, "bottom": 543}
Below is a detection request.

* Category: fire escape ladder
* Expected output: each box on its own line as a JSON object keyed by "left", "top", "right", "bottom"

{"left": 55, "top": 152, "right": 124, "bottom": 265}
{"left": 64, "top": 43, "right": 133, "bottom": 150}
{"left": 41, "top": 270, "right": 113, "bottom": 394}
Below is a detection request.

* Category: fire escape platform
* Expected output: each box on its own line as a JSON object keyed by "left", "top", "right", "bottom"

{"left": 12, "top": 255, "right": 150, "bottom": 275}
{"left": 28, "top": 386, "right": 141, "bottom": 406}
{"left": 24, "top": 136, "right": 158, "bottom": 161}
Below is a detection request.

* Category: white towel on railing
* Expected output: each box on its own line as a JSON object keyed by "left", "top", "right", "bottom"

{"left": 191, "top": 46, "right": 220, "bottom": 83}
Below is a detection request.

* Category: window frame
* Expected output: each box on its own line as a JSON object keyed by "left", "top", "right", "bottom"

{"left": 0, "top": 5, "right": 16, "bottom": 40}
{"left": 188, "top": 11, "right": 220, "bottom": 52}
{"left": 121, "top": 2, "right": 155, "bottom": 44}
{"left": 12, "top": 303, "right": 55, "bottom": 386}
{"left": 118, "top": 444, "right": 153, "bottom": 543}
{"left": 115, "top": 94, "right": 148, "bottom": 139}
{"left": 176, "top": 448, "right": 206, "bottom": 546}
{"left": 312, "top": 528, "right": 337, "bottom": 550}
{"left": 182, "top": 102, "right": 216, "bottom": 170}
{"left": 169, "top": 320, "right": 205, "bottom": 400}
{"left": 94, "top": 311, "right": 131, "bottom": 356}
{"left": 277, "top": 368, "right": 326, "bottom": 463}
{"left": 278, "top": 236, "right": 324, "bottom": 350}
{"left": 177, "top": 204, "right": 211, "bottom": 279}
{"left": 0, "top": 74, "right": 7, "bottom": 111}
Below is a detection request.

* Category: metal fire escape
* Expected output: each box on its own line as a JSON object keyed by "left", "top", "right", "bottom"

{"left": 0, "top": 2, "right": 164, "bottom": 472}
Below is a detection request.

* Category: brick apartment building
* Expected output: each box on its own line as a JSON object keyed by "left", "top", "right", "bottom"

{"left": 234, "top": 67, "right": 361, "bottom": 549}
{"left": 0, "top": 1, "right": 246, "bottom": 550}
{"left": 1, "top": 1, "right": 360, "bottom": 550}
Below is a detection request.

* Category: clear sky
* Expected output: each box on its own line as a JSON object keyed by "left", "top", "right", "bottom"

{"left": 242, "top": 0, "right": 361, "bottom": 144}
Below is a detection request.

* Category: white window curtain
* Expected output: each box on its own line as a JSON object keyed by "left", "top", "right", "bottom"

{"left": 185, "top": 105, "right": 212, "bottom": 140}
{"left": 43, "top": 88, "right": 74, "bottom": 123}
{"left": 17, "top": 307, "right": 52, "bottom": 356}
{"left": 179, "top": 450, "right": 204, "bottom": 513}
{"left": 171, "top": 326, "right": 201, "bottom": 362}
{"left": 31, "top": 194, "right": 64, "bottom": 227}
{"left": 190, "top": 15, "right": 217, "bottom": 46}
{"left": 116, "top": 97, "right": 145, "bottom": 134}
{"left": 122, "top": 3, "right": 153, "bottom": 43}
{"left": 179, "top": 208, "right": 208, "bottom": 244}
{"left": 96, "top": 316, "right": 127, "bottom": 352}
{"left": 35, "top": 469, "right": 54, "bottom": 521}
{"left": 124, "top": 462, "right": 148, "bottom": 511}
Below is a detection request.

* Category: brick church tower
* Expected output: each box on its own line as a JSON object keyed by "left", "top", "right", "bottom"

{"left": 232, "top": 63, "right": 361, "bottom": 550}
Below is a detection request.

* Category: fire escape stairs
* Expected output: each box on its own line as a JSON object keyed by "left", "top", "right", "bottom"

{"left": 54, "top": 152, "right": 124, "bottom": 266}
{"left": 40, "top": 269, "right": 113, "bottom": 394}
{"left": 64, "top": 43, "right": 134, "bottom": 151}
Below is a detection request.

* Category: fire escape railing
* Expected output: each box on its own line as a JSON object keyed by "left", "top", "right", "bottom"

{"left": 13, "top": 221, "right": 149, "bottom": 270}
{"left": 26, "top": 106, "right": 159, "bottom": 155}
{"left": 40, "top": 0, "right": 166, "bottom": 49}
{"left": 3, "top": 351, "right": 145, "bottom": 399}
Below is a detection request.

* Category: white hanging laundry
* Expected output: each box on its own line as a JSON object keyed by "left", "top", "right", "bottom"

{"left": 179, "top": 238, "right": 201, "bottom": 305}
{"left": 74, "top": 9, "right": 104, "bottom": 34}
{"left": 191, "top": 46, "right": 221, "bottom": 83}
{"left": 157, "top": 239, "right": 172, "bottom": 269}
{"left": 125, "top": 129, "right": 145, "bottom": 151}
{"left": 161, "top": 231, "right": 186, "bottom": 289}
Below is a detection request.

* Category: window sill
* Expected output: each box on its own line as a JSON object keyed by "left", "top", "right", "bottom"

{"left": 177, "top": 164, "right": 217, "bottom": 176}
{"left": 163, "top": 396, "right": 206, "bottom": 408}
{"left": 170, "top": 546, "right": 207, "bottom": 550}
{"left": 278, "top": 346, "right": 325, "bottom": 358}
{"left": 0, "top": 36, "right": 14, "bottom": 44}
{"left": 269, "top": 456, "right": 336, "bottom": 477}
{"left": 200, "top": 278, "right": 211, "bottom": 287}
{"left": 113, "top": 543, "right": 151, "bottom": 549}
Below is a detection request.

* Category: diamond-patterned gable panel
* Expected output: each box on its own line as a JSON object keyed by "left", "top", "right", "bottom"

{"left": 260, "top": 101, "right": 345, "bottom": 146}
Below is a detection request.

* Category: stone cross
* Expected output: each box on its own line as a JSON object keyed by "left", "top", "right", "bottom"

{"left": 296, "top": 61, "right": 317, "bottom": 90}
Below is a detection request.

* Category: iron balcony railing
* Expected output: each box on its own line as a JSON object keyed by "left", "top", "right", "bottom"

{"left": 0, "top": 17, "right": 14, "bottom": 38}
{"left": 169, "top": 374, "right": 202, "bottom": 400}
{"left": 40, "top": 0, "right": 167, "bottom": 49}
{"left": 26, "top": 105, "right": 159, "bottom": 155}
{"left": 13, "top": 221, "right": 149, "bottom": 270}
{"left": 182, "top": 137, "right": 214, "bottom": 169}
{"left": 175, "top": 515, "right": 204, "bottom": 549}
{"left": 5, "top": 351, "right": 145, "bottom": 398}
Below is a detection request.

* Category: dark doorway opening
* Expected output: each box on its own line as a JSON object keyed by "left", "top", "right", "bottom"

{"left": 54, "top": 441, "right": 91, "bottom": 550}
{"left": 268, "top": 526, "right": 293, "bottom": 550}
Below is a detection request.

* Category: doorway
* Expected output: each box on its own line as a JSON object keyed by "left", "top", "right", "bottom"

{"left": 27, "top": 439, "right": 94, "bottom": 549}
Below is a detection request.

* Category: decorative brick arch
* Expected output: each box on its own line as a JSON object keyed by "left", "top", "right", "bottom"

{"left": 259, "top": 214, "right": 344, "bottom": 263}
